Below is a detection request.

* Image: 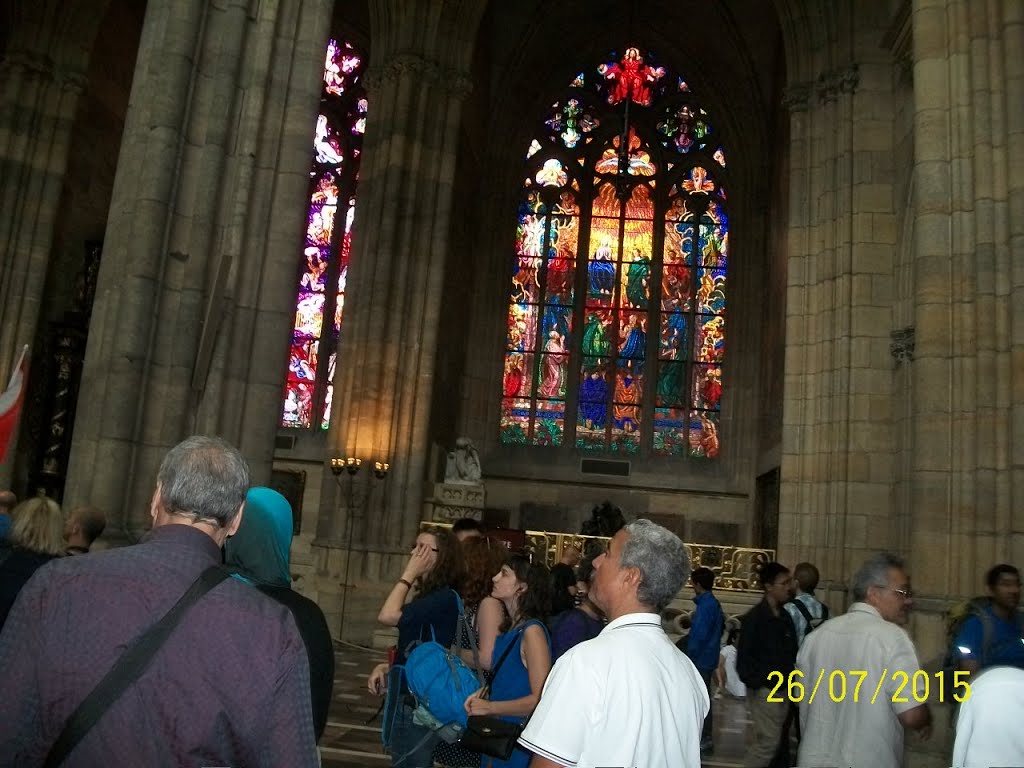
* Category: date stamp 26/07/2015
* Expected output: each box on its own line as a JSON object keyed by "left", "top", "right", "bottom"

{"left": 765, "top": 669, "right": 971, "bottom": 705}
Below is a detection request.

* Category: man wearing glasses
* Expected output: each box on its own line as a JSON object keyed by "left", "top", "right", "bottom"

{"left": 796, "top": 552, "right": 931, "bottom": 768}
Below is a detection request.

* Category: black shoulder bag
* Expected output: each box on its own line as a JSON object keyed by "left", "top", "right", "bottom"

{"left": 458, "top": 624, "right": 529, "bottom": 761}
{"left": 43, "top": 566, "right": 231, "bottom": 768}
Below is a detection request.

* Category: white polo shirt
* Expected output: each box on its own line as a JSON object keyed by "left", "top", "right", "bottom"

{"left": 518, "top": 612, "right": 709, "bottom": 768}
{"left": 796, "top": 602, "right": 926, "bottom": 768}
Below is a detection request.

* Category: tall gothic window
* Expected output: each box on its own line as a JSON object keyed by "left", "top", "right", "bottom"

{"left": 281, "top": 38, "right": 367, "bottom": 429}
{"left": 500, "top": 48, "right": 728, "bottom": 458}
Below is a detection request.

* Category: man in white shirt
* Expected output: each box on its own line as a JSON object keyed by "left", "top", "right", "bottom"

{"left": 797, "top": 552, "right": 931, "bottom": 768}
{"left": 519, "top": 519, "right": 709, "bottom": 768}
{"left": 952, "top": 666, "right": 1024, "bottom": 767}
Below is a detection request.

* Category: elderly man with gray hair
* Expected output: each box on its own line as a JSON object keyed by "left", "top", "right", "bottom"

{"left": 0, "top": 436, "right": 319, "bottom": 767}
{"left": 796, "top": 552, "right": 931, "bottom": 768}
{"left": 519, "top": 519, "right": 709, "bottom": 768}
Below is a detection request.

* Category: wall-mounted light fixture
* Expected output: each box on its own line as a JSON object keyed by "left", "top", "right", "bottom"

{"left": 329, "top": 455, "right": 391, "bottom": 639}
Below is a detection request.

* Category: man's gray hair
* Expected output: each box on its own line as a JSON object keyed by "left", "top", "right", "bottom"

{"left": 851, "top": 552, "right": 905, "bottom": 601}
{"left": 157, "top": 436, "right": 249, "bottom": 528}
{"left": 619, "top": 519, "right": 691, "bottom": 611}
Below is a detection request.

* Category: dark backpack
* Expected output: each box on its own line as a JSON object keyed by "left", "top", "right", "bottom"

{"left": 790, "top": 598, "right": 829, "bottom": 635}
{"left": 938, "top": 597, "right": 1024, "bottom": 702}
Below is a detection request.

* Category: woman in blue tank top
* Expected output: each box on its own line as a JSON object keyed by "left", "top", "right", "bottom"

{"left": 465, "top": 554, "right": 552, "bottom": 768}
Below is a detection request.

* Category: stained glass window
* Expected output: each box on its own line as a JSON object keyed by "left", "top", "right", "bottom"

{"left": 500, "top": 48, "right": 728, "bottom": 459}
{"left": 282, "top": 39, "right": 367, "bottom": 429}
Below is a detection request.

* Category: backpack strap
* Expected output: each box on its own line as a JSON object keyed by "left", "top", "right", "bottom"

{"left": 450, "top": 589, "right": 485, "bottom": 688}
{"left": 821, "top": 603, "right": 829, "bottom": 621}
{"left": 791, "top": 599, "right": 815, "bottom": 634}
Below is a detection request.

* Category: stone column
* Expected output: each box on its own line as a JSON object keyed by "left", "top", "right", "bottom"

{"left": 0, "top": 4, "right": 106, "bottom": 483}
{"left": 910, "top": 0, "right": 1024, "bottom": 596}
{"left": 63, "top": 0, "right": 332, "bottom": 534}
{"left": 778, "top": 0, "right": 901, "bottom": 583}
{"left": 318, "top": 0, "right": 487, "bottom": 591}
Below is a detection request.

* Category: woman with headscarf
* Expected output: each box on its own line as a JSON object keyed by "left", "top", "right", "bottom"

{"left": 225, "top": 487, "right": 334, "bottom": 741}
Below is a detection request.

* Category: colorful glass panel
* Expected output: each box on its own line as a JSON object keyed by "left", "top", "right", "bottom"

{"left": 282, "top": 38, "right": 367, "bottom": 428}
{"left": 688, "top": 411, "right": 720, "bottom": 458}
{"left": 501, "top": 47, "right": 729, "bottom": 457}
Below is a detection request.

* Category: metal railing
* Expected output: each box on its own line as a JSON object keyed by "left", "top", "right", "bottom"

{"left": 421, "top": 522, "right": 773, "bottom": 592}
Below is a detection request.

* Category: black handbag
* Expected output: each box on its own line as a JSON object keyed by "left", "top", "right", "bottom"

{"left": 457, "top": 625, "right": 527, "bottom": 760}
{"left": 458, "top": 715, "right": 523, "bottom": 760}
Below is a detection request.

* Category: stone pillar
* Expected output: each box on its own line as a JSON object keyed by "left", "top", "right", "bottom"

{"left": 318, "top": 0, "right": 487, "bottom": 591}
{"left": 910, "top": 0, "right": 1024, "bottom": 596}
{"left": 63, "top": 0, "right": 332, "bottom": 535}
{"left": 0, "top": 4, "right": 105, "bottom": 483}
{"left": 778, "top": 0, "right": 901, "bottom": 582}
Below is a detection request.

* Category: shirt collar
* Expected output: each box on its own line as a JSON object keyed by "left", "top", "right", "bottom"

{"left": 144, "top": 523, "right": 224, "bottom": 563}
{"left": 605, "top": 611, "right": 662, "bottom": 630}
{"left": 849, "top": 601, "right": 883, "bottom": 619}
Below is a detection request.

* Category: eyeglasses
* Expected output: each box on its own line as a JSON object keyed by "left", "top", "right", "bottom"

{"left": 887, "top": 587, "right": 913, "bottom": 599}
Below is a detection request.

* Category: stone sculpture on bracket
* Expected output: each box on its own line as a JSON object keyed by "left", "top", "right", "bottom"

{"left": 444, "top": 436, "right": 482, "bottom": 485}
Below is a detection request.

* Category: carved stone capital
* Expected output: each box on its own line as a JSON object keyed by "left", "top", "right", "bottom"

{"left": 890, "top": 326, "right": 915, "bottom": 364}
{"left": 59, "top": 70, "right": 89, "bottom": 95}
{"left": 817, "top": 63, "right": 860, "bottom": 103}
{"left": 0, "top": 50, "right": 56, "bottom": 81}
{"left": 364, "top": 52, "right": 473, "bottom": 97}
{"left": 782, "top": 81, "right": 813, "bottom": 112}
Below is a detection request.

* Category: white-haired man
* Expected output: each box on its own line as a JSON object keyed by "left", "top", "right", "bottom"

{"left": 0, "top": 436, "right": 318, "bottom": 767}
{"left": 520, "top": 519, "right": 709, "bottom": 768}
{"left": 797, "top": 552, "right": 931, "bottom": 768}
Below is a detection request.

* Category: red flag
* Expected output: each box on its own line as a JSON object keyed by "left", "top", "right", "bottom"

{"left": 0, "top": 347, "right": 28, "bottom": 464}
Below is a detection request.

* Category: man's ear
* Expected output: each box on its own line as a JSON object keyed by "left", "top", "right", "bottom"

{"left": 623, "top": 565, "right": 642, "bottom": 590}
{"left": 149, "top": 485, "right": 162, "bottom": 523}
{"left": 225, "top": 501, "right": 245, "bottom": 537}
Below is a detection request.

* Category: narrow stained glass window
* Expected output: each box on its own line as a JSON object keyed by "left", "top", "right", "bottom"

{"left": 282, "top": 38, "right": 367, "bottom": 429}
{"left": 500, "top": 47, "right": 728, "bottom": 459}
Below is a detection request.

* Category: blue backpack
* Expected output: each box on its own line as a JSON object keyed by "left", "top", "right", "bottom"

{"left": 383, "top": 590, "right": 484, "bottom": 747}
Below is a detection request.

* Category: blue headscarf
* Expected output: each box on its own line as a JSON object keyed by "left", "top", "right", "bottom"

{"left": 225, "top": 487, "right": 292, "bottom": 587}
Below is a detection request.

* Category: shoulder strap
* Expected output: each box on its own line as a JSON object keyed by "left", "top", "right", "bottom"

{"left": 791, "top": 599, "right": 814, "bottom": 632}
{"left": 821, "top": 602, "right": 829, "bottom": 620}
{"left": 43, "top": 566, "right": 231, "bottom": 768}
{"left": 482, "top": 625, "right": 527, "bottom": 697}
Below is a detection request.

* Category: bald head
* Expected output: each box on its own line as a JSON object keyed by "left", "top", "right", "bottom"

{"left": 0, "top": 490, "right": 16, "bottom": 515}
{"left": 65, "top": 505, "right": 107, "bottom": 551}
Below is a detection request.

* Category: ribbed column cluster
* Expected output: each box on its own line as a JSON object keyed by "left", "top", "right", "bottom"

{"left": 63, "top": 0, "right": 332, "bottom": 534}
{"left": 910, "top": 0, "right": 1024, "bottom": 595}
{"left": 0, "top": 3, "right": 101, "bottom": 484}
{"left": 319, "top": 0, "right": 486, "bottom": 584}
{"left": 778, "top": 0, "right": 901, "bottom": 580}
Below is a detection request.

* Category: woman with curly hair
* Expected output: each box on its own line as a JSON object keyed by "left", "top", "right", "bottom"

{"left": 436, "top": 536, "right": 509, "bottom": 767}
{"left": 368, "top": 528, "right": 463, "bottom": 767}
{"left": 464, "top": 555, "right": 553, "bottom": 768}
{"left": 0, "top": 496, "right": 65, "bottom": 630}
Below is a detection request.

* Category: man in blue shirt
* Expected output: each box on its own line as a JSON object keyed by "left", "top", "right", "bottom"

{"left": 955, "top": 564, "right": 1024, "bottom": 673}
{"left": 687, "top": 566, "right": 724, "bottom": 754}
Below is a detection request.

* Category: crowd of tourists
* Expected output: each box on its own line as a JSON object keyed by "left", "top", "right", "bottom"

{"left": 0, "top": 435, "right": 1022, "bottom": 768}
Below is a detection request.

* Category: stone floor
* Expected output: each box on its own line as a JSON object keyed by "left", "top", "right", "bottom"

{"left": 320, "top": 643, "right": 751, "bottom": 767}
